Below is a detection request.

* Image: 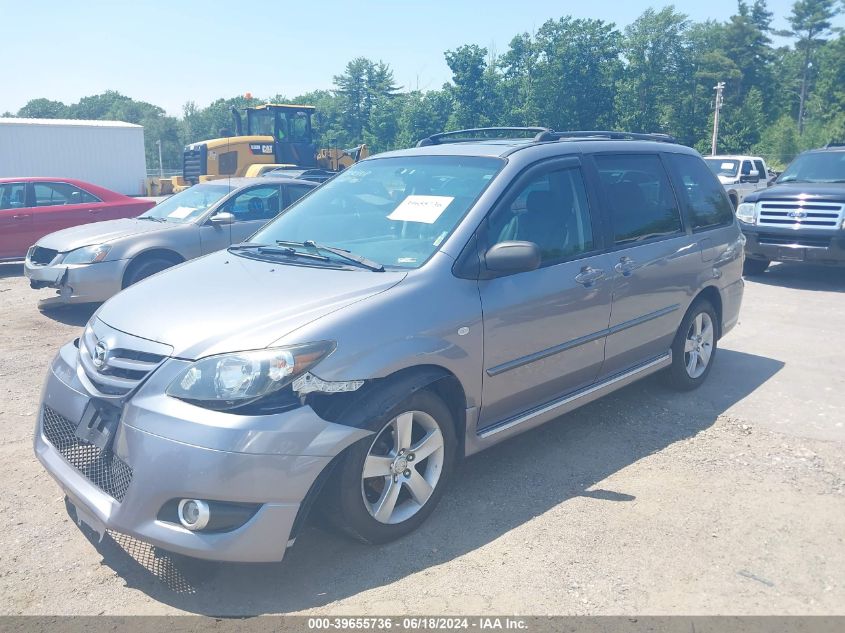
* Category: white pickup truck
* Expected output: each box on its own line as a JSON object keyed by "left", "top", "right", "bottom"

{"left": 703, "top": 155, "right": 771, "bottom": 209}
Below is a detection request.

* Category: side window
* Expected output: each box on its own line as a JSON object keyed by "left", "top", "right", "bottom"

{"left": 286, "top": 185, "right": 312, "bottom": 206}
{"left": 289, "top": 112, "right": 310, "bottom": 142}
{"left": 489, "top": 167, "right": 595, "bottom": 265}
{"left": 667, "top": 153, "right": 734, "bottom": 231}
{"left": 595, "top": 154, "right": 682, "bottom": 245}
{"left": 0, "top": 183, "right": 27, "bottom": 210}
{"left": 741, "top": 160, "right": 752, "bottom": 176}
{"left": 224, "top": 186, "right": 282, "bottom": 221}
{"left": 33, "top": 182, "right": 99, "bottom": 206}
{"left": 753, "top": 160, "right": 766, "bottom": 178}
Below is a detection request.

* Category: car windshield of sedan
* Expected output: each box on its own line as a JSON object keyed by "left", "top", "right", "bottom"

{"left": 704, "top": 158, "right": 739, "bottom": 178}
{"left": 248, "top": 155, "right": 504, "bottom": 269}
{"left": 778, "top": 152, "right": 845, "bottom": 183}
{"left": 139, "top": 184, "right": 234, "bottom": 223}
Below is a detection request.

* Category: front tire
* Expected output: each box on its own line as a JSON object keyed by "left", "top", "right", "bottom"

{"left": 665, "top": 300, "right": 718, "bottom": 391}
{"left": 324, "top": 389, "right": 457, "bottom": 544}
{"left": 123, "top": 255, "right": 179, "bottom": 288}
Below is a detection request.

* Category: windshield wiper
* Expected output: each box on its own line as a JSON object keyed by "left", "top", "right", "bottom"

{"left": 138, "top": 216, "right": 166, "bottom": 222}
{"left": 276, "top": 240, "right": 385, "bottom": 272}
{"left": 228, "top": 242, "right": 331, "bottom": 262}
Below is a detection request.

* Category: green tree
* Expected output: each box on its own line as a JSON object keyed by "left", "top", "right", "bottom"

{"left": 616, "top": 7, "right": 692, "bottom": 134}
{"left": 17, "top": 98, "right": 68, "bottom": 118}
{"left": 444, "top": 44, "right": 492, "bottom": 129}
{"left": 779, "top": 0, "right": 841, "bottom": 134}
{"left": 529, "top": 17, "right": 622, "bottom": 130}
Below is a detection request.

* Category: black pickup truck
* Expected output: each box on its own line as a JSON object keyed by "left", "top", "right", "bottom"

{"left": 736, "top": 145, "right": 845, "bottom": 275}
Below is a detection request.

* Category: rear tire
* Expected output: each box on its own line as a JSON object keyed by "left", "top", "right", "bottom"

{"left": 323, "top": 389, "right": 456, "bottom": 545}
{"left": 743, "top": 258, "right": 769, "bottom": 276}
{"left": 664, "top": 300, "right": 718, "bottom": 391}
{"left": 123, "top": 255, "right": 179, "bottom": 288}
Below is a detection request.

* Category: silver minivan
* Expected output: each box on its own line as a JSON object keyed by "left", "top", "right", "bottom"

{"left": 34, "top": 129, "right": 744, "bottom": 562}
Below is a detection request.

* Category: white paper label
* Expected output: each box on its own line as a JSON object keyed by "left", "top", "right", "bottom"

{"left": 168, "top": 206, "right": 197, "bottom": 219}
{"left": 720, "top": 162, "right": 735, "bottom": 169}
{"left": 387, "top": 195, "right": 454, "bottom": 224}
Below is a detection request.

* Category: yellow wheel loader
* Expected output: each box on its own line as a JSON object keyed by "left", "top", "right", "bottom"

{"left": 180, "top": 104, "right": 368, "bottom": 186}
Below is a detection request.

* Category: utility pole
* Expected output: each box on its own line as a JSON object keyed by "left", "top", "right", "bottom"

{"left": 156, "top": 139, "right": 163, "bottom": 178}
{"left": 711, "top": 82, "right": 725, "bottom": 156}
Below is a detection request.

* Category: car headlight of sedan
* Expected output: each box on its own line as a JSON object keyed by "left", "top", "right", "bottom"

{"left": 166, "top": 341, "right": 336, "bottom": 410}
{"left": 62, "top": 244, "right": 112, "bottom": 264}
{"left": 735, "top": 202, "right": 757, "bottom": 225}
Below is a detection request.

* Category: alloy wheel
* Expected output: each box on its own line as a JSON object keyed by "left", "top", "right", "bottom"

{"left": 684, "top": 312, "right": 714, "bottom": 379}
{"left": 361, "top": 410, "right": 445, "bottom": 525}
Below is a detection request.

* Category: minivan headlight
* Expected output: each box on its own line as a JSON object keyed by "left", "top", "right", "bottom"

{"left": 166, "top": 341, "right": 335, "bottom": 410}
{"left": 63, "top": 244, "right": 112, "bottom": 264}
{"left": 735, "top": 203, "right": 757, "bottom": 225}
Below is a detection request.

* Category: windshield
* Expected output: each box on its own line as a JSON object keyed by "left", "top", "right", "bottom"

{"left": 140, "top": 184, "right": 233, "bottom": 223}
{"left": 779, "top": 152, "right": 845, "bottom": 183}
{"left": 704, "top": 159, "right": 739, "bottom": 178}
{"left": 249, "top": 155, "right": 504, "bottom": 269}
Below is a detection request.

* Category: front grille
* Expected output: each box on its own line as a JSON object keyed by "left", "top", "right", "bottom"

{"left": 30, "top": 246, "right": 58, "bottom": 266}
{"left": 79, "top": 323, "right": 167, "bottom": 396}
{"left": 757, "top": 200, "right": 844, "bottom": 230}
{"left": 182, "top": 145, "right": 207, "bottom": 183}
{"left": 758, "top": 234, "right": 832, "bottom": 248}
{"left": 41, "top": 406, "right": 132, "bottom": 502}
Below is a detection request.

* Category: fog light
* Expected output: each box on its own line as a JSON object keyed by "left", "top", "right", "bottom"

{"left": 178, "top": 499, "right": 210, "bottom": 531}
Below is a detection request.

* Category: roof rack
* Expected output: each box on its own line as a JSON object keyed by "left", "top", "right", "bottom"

{"left": 416, "top": 127, "right": 550, "bottom": 147}
{"left": 416, "top": 127, "right": 678, "bottom": 147}
{"left": 533, "top": 130, "right": 677, "bottom": 143}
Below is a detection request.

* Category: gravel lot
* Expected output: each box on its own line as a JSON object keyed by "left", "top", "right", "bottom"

{"left": 0, "top": 262, "right": 843, "bottom": 616}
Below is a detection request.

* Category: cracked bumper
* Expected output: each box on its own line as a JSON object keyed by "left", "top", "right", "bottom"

{"left": 33, "top": 341, "right": 370, "bottom": 562}
{"left": 24, "top": 257, "right": 127, "bottom": 305}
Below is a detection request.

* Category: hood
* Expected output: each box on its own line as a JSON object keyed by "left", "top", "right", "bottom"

{"left": 37, "top": 218, "right": 174, "bottom": 252}
{"left": 744, "top": 182, "right": 845, "bottom": 204}
{"left": 95, "top": 249, "right": 407, "bottom": 359}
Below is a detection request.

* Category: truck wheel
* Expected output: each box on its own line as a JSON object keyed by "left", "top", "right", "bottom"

{"left": 743, "top": 258, "right": 769, "bottom": 276}
{"left": 323, "top": 389, "right": 457, "bottom": 544}
{"left": 664, "top": 300, "right": 718, "bottom": 391}
{"left": 123, "top": 255, "right": 179, "bottom": 288}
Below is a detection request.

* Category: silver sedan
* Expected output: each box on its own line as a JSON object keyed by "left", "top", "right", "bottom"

{"left": 24, "top": 177, "right": 316, "bottom": 307}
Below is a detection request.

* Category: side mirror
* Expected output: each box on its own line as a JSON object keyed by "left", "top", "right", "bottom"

{"left": 483, "top": 241, "right": 541, "bottom": 277}
{"left": 740, "top": 170, "right": 760, "bottom": 184}
{"left": 209, "top": 211, "right": 235, "bottom": 226}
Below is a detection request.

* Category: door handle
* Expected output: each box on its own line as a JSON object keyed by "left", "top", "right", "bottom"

{"left": 614, "top": 256, "right": 637, "bottom": 276}
{"left": 574, "top": 266, "right": 605, "bottom": 287}
{"left": 12, "top": 214, "right": 31, "bottom": 220}
{"left": 87, "top": 209, "right": 101, "bottom": 214}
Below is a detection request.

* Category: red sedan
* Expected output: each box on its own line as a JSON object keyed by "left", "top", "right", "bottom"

{"left": 0, "top": 177, "right": 155, "bottom": 260}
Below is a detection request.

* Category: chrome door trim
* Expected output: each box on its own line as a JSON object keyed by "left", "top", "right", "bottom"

{"left": 478, "top": 352, "right": 672, "bottom": 439}
{"left": 486, "top": 304, "right": 679, "bottom": 377}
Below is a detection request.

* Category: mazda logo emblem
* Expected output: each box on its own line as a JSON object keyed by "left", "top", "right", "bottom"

{"left": 92, "top": 341, "right": 108, "bottom": 368}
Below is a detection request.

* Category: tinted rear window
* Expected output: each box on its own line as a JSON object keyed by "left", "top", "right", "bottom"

{"left": 667, "top": 153, "right": 735, "bottom": 231}
{"left": 595, "top": 154, "right": 682, "bottom": 245}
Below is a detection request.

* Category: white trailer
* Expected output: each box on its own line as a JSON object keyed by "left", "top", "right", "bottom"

{"left": 0, "top": 118, "right": 146, "bottom": 195}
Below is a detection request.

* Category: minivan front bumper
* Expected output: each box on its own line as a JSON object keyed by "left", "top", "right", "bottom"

{"left": 34, "top": 341, "right": 370, "bottom": 562}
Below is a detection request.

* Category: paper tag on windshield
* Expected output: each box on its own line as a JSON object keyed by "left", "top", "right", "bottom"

{"left": 720, "top": 162, "right": 734, "bottom": 169}
{"left": 168, "top": 206, "right": 196, "bottom": 219}
{"left": 387, "top": 195, "right": 453, "bottom": 224}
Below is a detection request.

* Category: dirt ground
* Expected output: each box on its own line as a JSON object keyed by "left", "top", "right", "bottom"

{"left": 0, "top": 262, "right": 843, "bottom": 616}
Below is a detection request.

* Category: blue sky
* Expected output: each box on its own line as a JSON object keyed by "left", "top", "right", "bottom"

{"left": 1, "top": 0, "right": 842, "bottom": 116}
